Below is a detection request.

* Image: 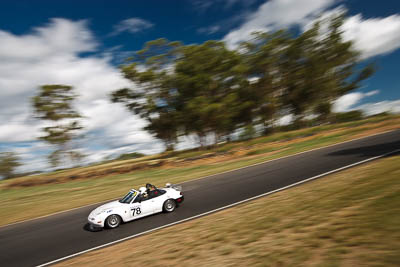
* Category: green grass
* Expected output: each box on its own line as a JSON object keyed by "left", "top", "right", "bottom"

{"left": 0, "top": 115, "right": 399, "bottom": 227}
{"left": 58, "top": 155, "right": 400, "bottom": 267}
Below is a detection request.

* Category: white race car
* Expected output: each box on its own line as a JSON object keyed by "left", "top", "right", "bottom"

{"left": 88, "top": 183, "right": 184, "bottom": 229}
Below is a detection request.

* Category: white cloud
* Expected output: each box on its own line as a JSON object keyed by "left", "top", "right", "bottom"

{"left": 0, "top": 123, "right": 39, "bottom": 143}
{"left": 197, "top": 25, "right": 221, "bottom": 35}
{"left": 333, "top": 90, "right": 379, "bottom": 112}
{"left": 80, "top": 99, "right": 162, "bottom": 152}
{"left": 302, "top": 6, "right": 345, "bottom": 35}
{"left": 278, "top": 89, "right": 398, "bottom": 125}
{"left": 333, "top": 93, "right": 364, "bottom": 112}
{"left": 223, "top": 0, "right": 337, "bottom": 48}
{"left": 0, "top": 18, "right": 163, "bottom": 172}
{"left": 357, "top": 100, "right": 400, "bottom": 116}
{"left": 365, "top": 90, "right": 379, "bottom": 97}
{"left": 223, "top": 0, "right": 400, "bottom": 59}
{"left": 277, "top": 114, "right": 294, "bottom": 126}
{"left": 302, "top": 6, "right": 400, "bottom": 59}
{"left": 342, "top": 14, "right": 400, "bottom": 59}
{"left": 112, "top": 18, "right": 153, "bottom": 35}
{"left": 331, "top": 90, "right": 400, "bottom": 116}
{"left": 0, "top": 18, "right": 96, "bottom": 60}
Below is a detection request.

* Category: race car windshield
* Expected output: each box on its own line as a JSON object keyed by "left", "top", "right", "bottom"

{"left": 119, "top": 191, "right": 137, "bottom": 203}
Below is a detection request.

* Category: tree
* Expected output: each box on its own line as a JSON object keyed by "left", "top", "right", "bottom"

{"left": 0, "top": 152, "right": 21, "bottom": 179}
{"left": 281, "top": 15, "right": 374, "bottom": 124}
{"left": 174, "top": 41, "right": 249, "bottom": 145}
{"left": 116, "top": 152, "right": 145, "bottom": 161}
{"left": 32, "top": 84, "right": 84, "bottom": 167}
{"left": 111, "top": 38, "right": 182, "bottom": 151}
{"left": 112, "top": 39, "right": 249, "bottom": 149}
{"left": 241, "top": 30, "right": 291, "bottom": 132}
{"left": 239, "top": 124, "right": 257, "bottom": 141}
{"left": 242, "top": 14, "right": 374, "bottom": 128}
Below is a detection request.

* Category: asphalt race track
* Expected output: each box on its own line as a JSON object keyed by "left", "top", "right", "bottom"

{"left": 1, "top": 130, "right": 399, "bottom": 267}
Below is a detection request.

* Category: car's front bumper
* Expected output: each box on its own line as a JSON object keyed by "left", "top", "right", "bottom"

{"left": 88, "top": 217, "right": 104, "bottom": 228}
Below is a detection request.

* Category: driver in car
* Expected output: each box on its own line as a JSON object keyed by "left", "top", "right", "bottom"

{"left": 146, "top": 183, "right": 158, "bottom": 198}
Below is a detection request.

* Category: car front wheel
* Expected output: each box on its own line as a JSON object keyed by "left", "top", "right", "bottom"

{"left": 163, "top": 199, "right": 176, "bottom": 213}
{"left": 105, "top": 214, "right": 121, "bottom": 228}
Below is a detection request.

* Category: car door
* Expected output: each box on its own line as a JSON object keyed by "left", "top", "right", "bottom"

{"left": 128, "top": 194, "right": 154, "bottom": 221}
{"left": 149, "top": 189, "right": 167, "bottom": 213}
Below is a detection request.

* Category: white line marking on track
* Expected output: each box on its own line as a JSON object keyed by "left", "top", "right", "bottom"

{"left": 3, "top": 129, "right": 397, "bottom": 229}
{"left": 36, "top": 148, "right": 400, "bottom": 267}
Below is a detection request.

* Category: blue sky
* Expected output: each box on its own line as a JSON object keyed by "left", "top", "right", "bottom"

{"left": 0, "top": 0, "right": 400, "bottom": 172}
{"left": 1, "top": 0, "right": 399, "bottom": 103}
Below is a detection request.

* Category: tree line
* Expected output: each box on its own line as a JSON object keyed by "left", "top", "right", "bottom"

{"left": 111, "top": 15, "right": 373, "bottom": 150}
{"left": 0, "top": 15, "right": 374, "bottom": 177}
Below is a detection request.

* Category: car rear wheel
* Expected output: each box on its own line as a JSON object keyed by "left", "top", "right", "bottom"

{"left": 163, "top": 199, "right": 176, "bottom": 213}
{"left": 106, "top": 214, "right": 121, "bottom": 228}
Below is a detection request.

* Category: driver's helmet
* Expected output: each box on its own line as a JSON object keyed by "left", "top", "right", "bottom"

{"left": 139, "top": 187, "right": 147, "bottom": 194}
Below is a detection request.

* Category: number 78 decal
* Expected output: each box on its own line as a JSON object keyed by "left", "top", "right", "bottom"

{"left": 131, "top": 207, "right": 141, "bottom": 216}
